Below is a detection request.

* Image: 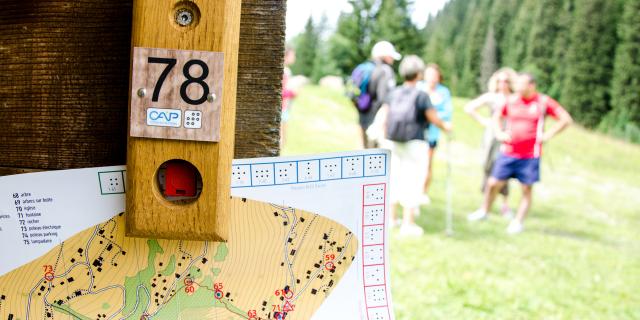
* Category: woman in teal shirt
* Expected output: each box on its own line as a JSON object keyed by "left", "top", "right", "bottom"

{"left": 421, "top": 64, "right": 453, "bottom": 200}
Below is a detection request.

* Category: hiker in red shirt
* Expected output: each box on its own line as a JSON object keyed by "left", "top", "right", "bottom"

{"left": 467, "top": 73, "right": 573, "bottom": 234}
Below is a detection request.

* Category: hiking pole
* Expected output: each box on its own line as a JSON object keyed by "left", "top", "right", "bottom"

{"left": 545, "top": 142, "right": 556, "bottom": 173}
{"left": 445, "top": 132, "right": 454, "bottom": 236}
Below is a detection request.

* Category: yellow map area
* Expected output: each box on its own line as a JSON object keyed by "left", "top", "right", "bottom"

{"left": 0, "top": 197, "right": 358, "bottom": 320}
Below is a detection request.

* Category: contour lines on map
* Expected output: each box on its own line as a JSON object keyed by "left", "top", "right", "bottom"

{"left": 0, "top": 197, "right": 358, "bottom": 320}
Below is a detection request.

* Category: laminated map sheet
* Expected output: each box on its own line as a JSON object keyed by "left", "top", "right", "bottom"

{"left": 0, "top": 149, "right": 393, "bottom": 320}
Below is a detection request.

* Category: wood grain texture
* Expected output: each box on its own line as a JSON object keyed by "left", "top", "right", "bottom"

{"left": 129, "top": 47, "right": 224, "bottom": 141}
{"left": 125, "top": 0, "right": 242, "bottom": 241}
{"left": 235, "top": 0, "right": 285, "bottom": 158}
{"left": 0, "top": 0, "right": 284, "bottom": 176}
{"left": 0, "top": 1, "right": 132, "bottom": 171}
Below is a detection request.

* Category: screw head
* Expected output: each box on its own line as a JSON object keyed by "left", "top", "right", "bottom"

{"left": 207, "top": 93, "right": 217, "bottom": 103}
{"left": 137, "top": 88, "right": 146, "bottom": 98}
{"left": 175, "top": 8, "right": 194, "bottom": 26}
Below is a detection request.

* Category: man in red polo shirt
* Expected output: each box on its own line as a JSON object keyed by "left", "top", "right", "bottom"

{"left": 468, "top": 73, "right": 573, "bottom": 234}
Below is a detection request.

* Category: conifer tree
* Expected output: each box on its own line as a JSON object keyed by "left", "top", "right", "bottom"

{"left": 561, "top": 0, "right": 619, "bottom": 128}
{"left": 458, "top": 0, "right": 491, "bottom": 96}
{"left": 449, "top": 0, "right": 481, "bottom": 92}
{"left": 290, "top": 17, "right": 319, "bottom": 77}
{"left": 372, "top": 0, "right": 424, "bottom": 57}
{"left": 605, "top": 1, "right": 640, "bottom": 142}
{"left": 609, "top": 0, "right": 640, "bottom": 131}
{"left": 308, "top": 15, "right": 340, "bottom": 82}
{"left": 423, "top": 19, "right": 453, "bottom": 86}
{"left": 523, "top": 0, "right": 564, "bottom": 93}
{"left": 479, "top": 25, "right": 498, "bottom": 92}
{"left": 328, "top": 0, "right": 377, "bottom": 76}
{"left": 501, "top": 0, "right": 538, "bottom": 70}
{"left": 410, "top": 0, "right": 638, "bottom": 135}
{"left": 489, "top": 0, "right": 521, "bottom": 65}
{"left": 548, "top": 0, "right": 575, "bottom": 99}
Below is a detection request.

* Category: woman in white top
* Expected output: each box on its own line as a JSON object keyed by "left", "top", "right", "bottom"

{"left": 464, "top": 68, "right": 517, "bottom": 217}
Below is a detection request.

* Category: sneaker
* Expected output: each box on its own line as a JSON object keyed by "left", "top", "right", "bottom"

{"left": 507, "top": 220, "right": 524, "bottom": 234}
{"left": 399, "top": 223, "right": 424, "bottom": 237}
{"left": 467, "top": 209, "right": 488, "bottom": 222}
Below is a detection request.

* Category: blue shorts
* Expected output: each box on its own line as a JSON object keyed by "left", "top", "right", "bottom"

{"left": 491, "top": 154, "right": 540, "bottom": 185}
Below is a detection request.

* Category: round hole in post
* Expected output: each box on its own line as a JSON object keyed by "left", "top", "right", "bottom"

{"left": 171, "top": 1, "right": 201, "bottom": 30}
{"left": 155, "top": 159, "right": 203, "bottom": 204}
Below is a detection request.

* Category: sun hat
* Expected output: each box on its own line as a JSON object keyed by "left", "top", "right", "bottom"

{"left": 371, "top": 41, "right": 402, "bottom": 60}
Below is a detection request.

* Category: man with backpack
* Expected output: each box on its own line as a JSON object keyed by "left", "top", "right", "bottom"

{"left": 377, "top": 55, "right": 452, "bottom": 236}
{"left": 350, "top": 41, "right": 401, "bottom": 148}
{"left": 467, "top": 73, "right": 573, "bottom": 234}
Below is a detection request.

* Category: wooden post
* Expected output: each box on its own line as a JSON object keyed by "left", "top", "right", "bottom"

{"left": 235, "top": 0, "right": 285, "bottom": 157}
{"left": 0, "top": 0, "right": 284, "bottom": 175}
{"left": 124, "top": 0, "right": 242, "bottom": 241}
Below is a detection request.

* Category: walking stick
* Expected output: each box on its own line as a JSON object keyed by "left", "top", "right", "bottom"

{"left": 445, "top": 133, "right": 454, "bottom": 236}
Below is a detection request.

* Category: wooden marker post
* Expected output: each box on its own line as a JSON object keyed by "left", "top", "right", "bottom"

{"left": 125, "top": 0, "right": 242, "bottom": 240}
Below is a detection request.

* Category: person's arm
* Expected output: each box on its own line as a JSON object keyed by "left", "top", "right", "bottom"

{"left": 418, "top": 91, "right": 452, "bottom": 133}
{"left": 426, "top": 109, "right": 452, "bottom": 133}
{"left": 464, "top": 93, "right": 492, "bottom": 127}
{"left": 542, "top": 103, "right": 573, "bottom": 143}
{"left": 378, "top": 104, "right": 389, "bottom": 136}
{"left": 493, "top": 104, "right": 511, "bottom": 142}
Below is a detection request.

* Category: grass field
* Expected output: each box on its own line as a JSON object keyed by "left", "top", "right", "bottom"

{"left": 282, "top": 86, "right": 640, "bottom": 320}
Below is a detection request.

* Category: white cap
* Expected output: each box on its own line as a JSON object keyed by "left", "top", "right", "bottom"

{"left": 371, "top": 41, "right": 402, "bottom": 60}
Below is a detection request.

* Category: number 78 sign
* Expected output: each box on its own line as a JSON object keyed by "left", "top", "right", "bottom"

{"left": 129, "top": 47, "right": 225, "bottom": 142}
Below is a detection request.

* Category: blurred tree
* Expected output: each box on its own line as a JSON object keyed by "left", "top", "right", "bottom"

{"left": 328, "top": 0, "right": 377, "bottom": 76}
{"left": 290, "top": 16, "right": 319, "bottom": 77}
{"left": 310, "top": 15, "right": 341, "bottom": 82}
{"left": 489, "top": 0, "right": 521, "bottom": 65}
{"left": 449, "top": 0, "right": 481, "bottom": 93}
{"left": 548, "top": 0, "right": 575, "bottom": 100}
{"left": 501, "top": 0, "right": 538, "bottom": 70}
{"left": 409, "top": 0, "right": 638, "bottom": 137}
{"left": 372, "top": 0, "right": 424, "bottom": 57}
{"left": 423, "top": 0, "right": 471, "bottom": 92}
{"left": 561, "top": 0, "right": 619, "bottom": 128}
{"left": 310, "top": 42, "right": 341, "bottom": 83}
{"left": 479, "top": 25, "right": 498, "bottom": 92}
{"left": 523, "top": 0, "right": 565, "bottom": 93}
{"left": 607, "top": 0, "right": 640, "bottom": 137}
{"left": 458, "top": 0, "right": 491, "bottom": 97}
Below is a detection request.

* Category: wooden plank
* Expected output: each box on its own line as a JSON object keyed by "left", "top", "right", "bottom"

{"left": 125, "top": 0, "right": 242, "bottom": 240}
{"left": 235, "top": 0, "right": 285, "bottom": 158}
{"left": 0, "top": 0, "right": 284, "bottom": 175}
{"left": 0, "top": 167, "right": 42, "bottom": 176}
{"left": 0, "top": 1, "right": 132, "bottom": 170}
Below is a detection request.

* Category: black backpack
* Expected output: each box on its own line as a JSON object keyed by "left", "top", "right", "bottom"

{"left": 386, "top": 86, "right": 425, "bottom": 142}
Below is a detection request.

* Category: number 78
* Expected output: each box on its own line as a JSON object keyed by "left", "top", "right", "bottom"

{"left": 148, "top": 57, "right": 210, "bottom": 105}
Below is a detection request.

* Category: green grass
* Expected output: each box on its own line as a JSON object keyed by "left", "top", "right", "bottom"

{"left": 282, "top": 86, "right": 640, "bottom": 320}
